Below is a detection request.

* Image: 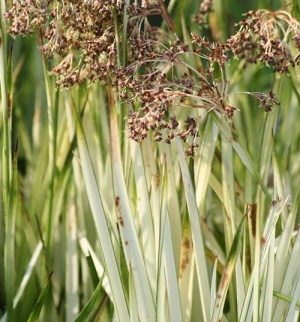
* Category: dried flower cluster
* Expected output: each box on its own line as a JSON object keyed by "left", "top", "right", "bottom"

{"left": 119, "top": 37, "right": 231, "bottom": 146}
{"left": 227, "top": 9, "right": 300, "bottom": 72}
{"left": 6, "top": 0, "right": 158, "bottom": 87}
{"left": 250, "top": 91, "right": 280, "bottom": 112}
{"left": 194, "top": 0, "right": 213, "bottom": 25}
{"left": 6, "top": 2, "right": 295, "bottom": 154}
{"left": 5, "top": 0, "right": 50, "bottom": 36}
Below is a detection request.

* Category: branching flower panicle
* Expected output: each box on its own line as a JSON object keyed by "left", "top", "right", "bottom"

{"left": 5, "top": 3, "right": 296, "bottom": 155}
{"left": 250, "top": 91, "right": 280, "bottom": 112}
{"left": 5, "top": 0, "right": 50, "bottom": 36}
{"left": 227, "top": 9, "right": 300, "bottom": 72}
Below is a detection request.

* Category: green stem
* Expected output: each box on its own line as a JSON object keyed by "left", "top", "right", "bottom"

{"left": 122, "top": 1, "right": 129, "bottom": 66}
{"left": 113, "top": 4, "right": 127, "bottom": 154}
{"left": 273, "top": 290, "right": 300, "bottom": 308}
{"left": 43, "top": 57, "right": 59, "bottom": 253}
{"left": 0, "top": 0, "right": 12, "bottom": 314}
{"left": 5, "top": 146, "right": 18, "bottom": 322}
{"left": 0, "top": 0, "right": 11, "bottom": 214}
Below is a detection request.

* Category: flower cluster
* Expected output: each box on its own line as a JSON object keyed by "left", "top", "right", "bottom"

{"left": 191, "top": 33, "right": 229, "bottom": 65}
{"left": 250, "top": 91, "right": 280, "bottom": 112}
{"left": 6, "top": 1, "right": 137, "bottom": 87}
{"left": 194, "top": 0, "right": 213, "bottom": 26}
{"left": 227, "top": 9, "right": 300, "bottom": 72}
{"left": 117, "top": 37, "right": 230, "bottom": 146}
{"left": 5, "top": 0, "right": 50, "bottom": 36}
{"left": 5, "top": 2, "right": 290, "bottom": 154}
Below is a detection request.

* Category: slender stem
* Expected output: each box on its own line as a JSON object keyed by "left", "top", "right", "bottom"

{"left": 273, "top": 290, "right": 300, "bottom": 308}
{"left": 0, "top": 0, "right": 12, "bottom": 316}
{"left": 43, "top": 57, "right": 59, "bottom": 253}
{"left": 0, "top": 0, "right": 11, "bottom": 212}
{"left": 158, "top": 0, "right": 176, "bottom": 33}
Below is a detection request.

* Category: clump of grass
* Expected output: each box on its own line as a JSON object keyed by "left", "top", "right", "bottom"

{"left": 1, "top": 1, "right": 300, "bottom": 321}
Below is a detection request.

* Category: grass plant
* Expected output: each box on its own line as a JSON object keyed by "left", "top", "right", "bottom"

{"left": 1, "top": 0, "right": 300, "bottom": 321}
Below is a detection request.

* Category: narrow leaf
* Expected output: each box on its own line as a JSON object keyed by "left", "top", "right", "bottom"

{"left": 211, "top": 217, "right": 244, "bottom": 322}
{"left": 27, "top": 272, "right": 53, "bottom": 322}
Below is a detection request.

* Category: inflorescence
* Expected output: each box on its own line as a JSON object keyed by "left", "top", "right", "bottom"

{"left": 6, "top": 1, "right": 299, "bottom": 154}
{"left": 228, "top": 9, "right": 300, "bottom": 72}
